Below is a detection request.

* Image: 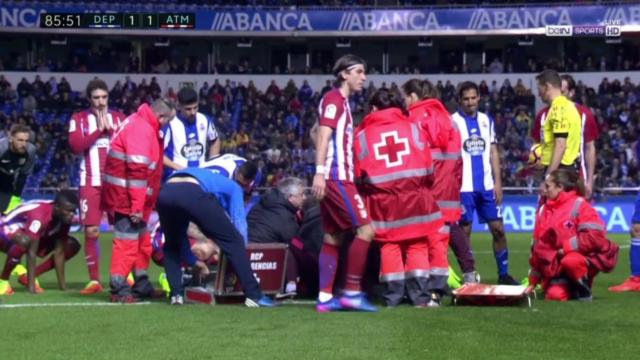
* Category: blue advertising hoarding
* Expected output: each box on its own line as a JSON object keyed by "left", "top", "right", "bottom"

{"left": 470, "top": 195, "right": 635, "bottom": 234}
{"left": 0, "top": 4, "right": 638, "bottom": 33}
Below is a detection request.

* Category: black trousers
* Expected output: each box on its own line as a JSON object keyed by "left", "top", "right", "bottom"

{"left": 156, "top": 182, "right": 262, "bottom": 300}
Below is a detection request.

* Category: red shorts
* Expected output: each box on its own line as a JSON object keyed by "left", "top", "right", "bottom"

{"left": 320, "top": 181, "right": 370, "bottom": 235}
{"left": 79, "top": 186, "right": 104, "bottom": 226}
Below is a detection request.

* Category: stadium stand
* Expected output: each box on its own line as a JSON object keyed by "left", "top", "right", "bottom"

{"left": 0, "top": 73, "right": 638, "bottom": 194}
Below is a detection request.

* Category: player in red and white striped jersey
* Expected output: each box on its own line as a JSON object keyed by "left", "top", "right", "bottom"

{"left": 68, "top": 79, "right": 126, "bottom": 294}
{"left": 311, "top": 55, "right": 376, "bottom": 312}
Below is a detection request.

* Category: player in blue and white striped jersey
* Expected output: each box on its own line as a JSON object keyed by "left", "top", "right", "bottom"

{"left": 162, "top": 87, "right": 220, "bottom": 179}
{"left": 452, "top": 81, "right": 519, "bottom": 285}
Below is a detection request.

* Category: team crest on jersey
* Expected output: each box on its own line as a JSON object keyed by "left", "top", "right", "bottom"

{"left": 324, "top": 104, "right": 337, "bottom": 119}
{"left": 199, "top": 123, "right": 206, "bottom": 131}
{"left": 18, "top": 158, "right": 26, "bottom": 165}
{"left": 463, "top": 134, "right": 486, "bottom": 156}
{"left": 180, "top": 139, "right": 205, "bottom": 160}
{"left": 28, "top": 220, "right": 42, "bottom": 233}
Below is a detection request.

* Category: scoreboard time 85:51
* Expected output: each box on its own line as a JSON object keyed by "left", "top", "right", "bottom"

{"left": 40, "top": 13, "right": 196, "bottom": 29}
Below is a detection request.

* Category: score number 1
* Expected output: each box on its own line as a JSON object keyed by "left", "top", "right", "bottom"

{"left": 124, "top": 14, "right": 158, "bottom": 28}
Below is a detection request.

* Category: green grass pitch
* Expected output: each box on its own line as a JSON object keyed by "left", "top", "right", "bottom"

{"left": 1, "top": 233, "right": 639, "bottom": 359}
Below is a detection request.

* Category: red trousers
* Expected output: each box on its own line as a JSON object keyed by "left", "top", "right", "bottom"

{"left": 429, "top": 226, "right": 450, "bottom": 279}
{"left": 110, "top": 213, "right": 152, "bottom": 279}
{"left": 379, "top": 239, "right": 429, "bottom": 281}
{"left": 378, "top": 226, "right": 449, "bottom": 282}
{"left": 543, "top": 252, "right": 596, "bottom": 301}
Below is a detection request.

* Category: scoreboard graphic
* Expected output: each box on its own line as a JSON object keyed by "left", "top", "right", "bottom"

{"left": 39, "top": 13, "right": 196, "bottom": 29}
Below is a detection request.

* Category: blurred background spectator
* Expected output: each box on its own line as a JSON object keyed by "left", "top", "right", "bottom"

{"left": 1, "top": 73, "right": 638, "bottom": 194}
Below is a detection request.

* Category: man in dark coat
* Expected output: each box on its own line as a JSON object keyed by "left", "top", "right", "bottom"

{"left": 248, "top": 177, "right": 307, "bottom": 296}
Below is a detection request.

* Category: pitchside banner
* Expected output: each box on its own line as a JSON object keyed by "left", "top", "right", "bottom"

{"left": 22, "top": 193, "right": 636, "bottom": 233}
{"left": 1, "top": 4, "right": 639, "bottom": 33}
{"left": 471, "top": 195, "right": 635, "bottom": 234}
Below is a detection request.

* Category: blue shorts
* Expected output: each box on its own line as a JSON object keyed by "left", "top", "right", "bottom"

{"left": 632, "top": 193, "right": 640, "bottom": 224}
{"left": 459, "top": 191, "right": 502, "bottom": 224}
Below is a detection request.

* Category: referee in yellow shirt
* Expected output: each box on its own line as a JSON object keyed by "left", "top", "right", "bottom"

{"left": 536, "top": 70, "right": 582, "bottom": 182}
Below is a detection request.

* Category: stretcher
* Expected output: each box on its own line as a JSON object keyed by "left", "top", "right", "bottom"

{"left": 452, "top": 283, "right": 534, "bottom": 307}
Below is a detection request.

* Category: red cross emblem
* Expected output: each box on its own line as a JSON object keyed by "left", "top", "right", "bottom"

{"left": 373, "top": 131, "right": 410, "bottom": 168}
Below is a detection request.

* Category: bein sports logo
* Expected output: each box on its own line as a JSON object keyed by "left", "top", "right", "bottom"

{"left": 545, "top": 24, "right": 621, "bottom": 37}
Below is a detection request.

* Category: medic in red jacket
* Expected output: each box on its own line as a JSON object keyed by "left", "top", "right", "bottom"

{"left": 528, "top": 169, "right": 619, "bottom": 301}
{"left": 102, "top": 100, "right": 176, "bottom": 302}
{"left": 354, "top": 89, "right": 444, "bottom": 307}
{"left": 402, "top": 79, "right": 465, "bottom": 304}
{"left": 403, "top": 81, "right": 462, "bottom": 222}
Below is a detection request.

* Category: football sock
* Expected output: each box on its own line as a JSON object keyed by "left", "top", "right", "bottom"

{"left": 631, "top": 238, "right": 640, "bottom": 276}
{"left": 85, "top": 232, "right": 100, "bottom": 281}
{"left": 494, "top": 248, "right": 509, "bottom": 276}
{"left": 1, "top": 244, "right": 27, "bottom": 279}
{"left": 345, "top": 237, "right": 371, "bottom": 292}
{"left": 318, "top": 243, "right": 339, "bottom": 300}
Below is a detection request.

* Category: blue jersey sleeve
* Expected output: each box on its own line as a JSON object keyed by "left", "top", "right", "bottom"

{"left": 228, "top": 182, "right": 248, "bottom": 244}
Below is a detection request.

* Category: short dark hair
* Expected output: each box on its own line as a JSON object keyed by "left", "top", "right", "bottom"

{"left": 85, "top": 79, "right": 108, "bottom": 98}
{"left": 177, "top": 87, "right": 198, "bottom": 105}
{"left": 401, "top": 78, "right": 439, "bottom": 100}
{"left": 237, "top": 161, "right": 258, "bottom": 182}
{"left": 10, "top": 124, "right": 30, "bottom": 136}
{"left": 536, "top": 69, "right": 562, "bottom": 89}
{"left": 55, "top": 189, "right": 79, "bottom": 207}
{"left": 560, "top": 74, "right": 576, "bottom": 92}
{"left": 332, "top": 54, "right": 366, "bottom": 83}
{"left": 369, "top": 89, "right": 407, "bottom": 115}
{"left": 457, "top": 81, "right": 479, "bottom": 99}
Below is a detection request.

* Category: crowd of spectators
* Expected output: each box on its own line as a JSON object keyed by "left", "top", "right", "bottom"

{"left": 0, "top": 72, "right": 638, "bottom": 194}
{"left": 2, "top": 47, "right": 639, "bottom": 76}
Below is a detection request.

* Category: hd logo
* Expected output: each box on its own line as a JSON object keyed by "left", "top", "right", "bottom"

{"left": 463, "top": 134, "right": 486, "bottom": 156}
{"left": 181, "top": 139, "right": 204, "bottom": 161}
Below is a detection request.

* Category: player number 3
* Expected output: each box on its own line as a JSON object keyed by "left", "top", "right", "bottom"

{"left": 354, "top": 194, "right": 368, "bottom": 219}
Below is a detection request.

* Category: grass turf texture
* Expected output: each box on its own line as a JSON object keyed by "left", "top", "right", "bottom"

{"left": 1, "top": 233, "right": 638, "bottom": 359}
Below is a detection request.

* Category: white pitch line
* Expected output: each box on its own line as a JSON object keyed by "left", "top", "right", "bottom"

{"left": 0, "top": 301, "right": 153, "bottom": 309}
{"left": 279, "top": 300, "right": 316, "bottom": 305}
